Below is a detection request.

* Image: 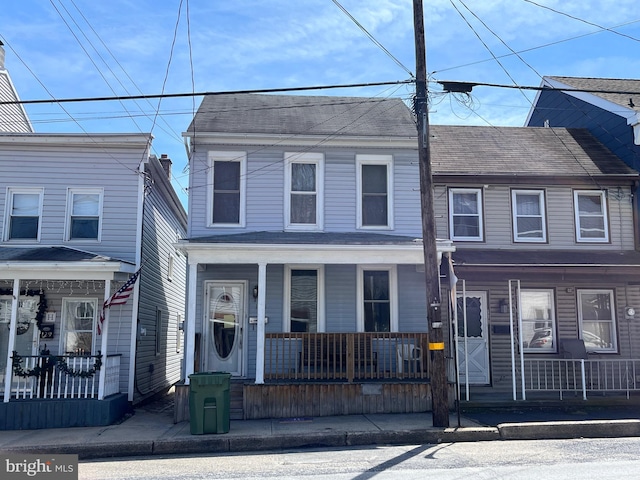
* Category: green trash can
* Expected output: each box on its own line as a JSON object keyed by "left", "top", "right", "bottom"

{"left": 188, "top": 372, "right": 231, "bottom": 434}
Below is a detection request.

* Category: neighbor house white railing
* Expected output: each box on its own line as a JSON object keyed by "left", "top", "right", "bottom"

{"left": 9, "top": 353, "right": 120, "bottom": 400}
{"left": 524, "top": 359, "right": 640, "bottom": 400}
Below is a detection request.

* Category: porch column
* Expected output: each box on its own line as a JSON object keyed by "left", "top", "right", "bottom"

{"left": 98, "top": 280, "right": 112, "bottom": 400}
{"left": 255, "top": 262, "right": 267, "bottom": 384}
{"left": 184, "top": 261, "right": 198, "bottom": 385}
{"left": 3, "top": 279, "right": 20, "bottom": 403}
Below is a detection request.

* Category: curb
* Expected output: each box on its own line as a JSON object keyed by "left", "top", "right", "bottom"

{"left": 498, "top": 419, "right": 640, "bottom": 440}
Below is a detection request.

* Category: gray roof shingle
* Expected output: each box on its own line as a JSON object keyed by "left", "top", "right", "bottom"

{"left": 186, "top": 93, "right": 416, "bottom": 137}
{"left": 547, "top": 76, "right": 640, "bottom": 113}
{"left": 0, "top": 246, "right": 117, "bottom": 263}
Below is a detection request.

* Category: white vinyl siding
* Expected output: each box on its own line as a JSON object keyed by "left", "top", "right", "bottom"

{"left": 449, "top": 188, "right": 483, "bottom": 241}
{"left": 574, "top": 190, "right": 609, "bottom": 242}
{"left": 208, "top": 151, "right": 246, "bottom": 227}
{"left": 4, "top": 187, "right": 43, "bottom": 241}
{"left": 356, "top": 155, "right": 393, "bottom": 229}
{"left": 284, "top": 152, "right": 324, "bottom": 230}
{"left": 512, "top": 189, "right": 546, "bottom": 242}
{"left": 65, "top": 188, "right": 103, "bottom": 241}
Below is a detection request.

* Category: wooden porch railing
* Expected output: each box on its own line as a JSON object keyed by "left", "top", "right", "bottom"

{"left": 8, "top": 353, "right": 120, "bottom": 400}
{"left": 265, "top": 332, "right": 429, "bottom": 382}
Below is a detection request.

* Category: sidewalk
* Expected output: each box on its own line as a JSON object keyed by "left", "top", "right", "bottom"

{"left": 1, "top": 399, "right": 640, "bottom": 460}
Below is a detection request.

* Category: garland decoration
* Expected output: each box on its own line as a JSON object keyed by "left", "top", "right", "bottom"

{"left": 0, "top": 289, "right": 48, "bottom": 333}
{"left": 11, "top": 351, "right": 102, "bottom": 379}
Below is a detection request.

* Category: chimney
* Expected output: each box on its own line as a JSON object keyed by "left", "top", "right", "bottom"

{"left": 159, "top": 154, "right": 172, "bottom": 181}
{"left": 0, "top": 40, "right": 5, "bottom": 70}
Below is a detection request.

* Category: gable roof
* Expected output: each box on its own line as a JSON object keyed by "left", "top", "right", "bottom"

{"left": 0, "top": 43, "right": 33, "bottom": 133}
{"left": 545, "top": 76, "right": 640, "bottom": 113}
{"left": 429, "top": 125, "right": 637, "bottom": 178}
{"left": 185, "top": 93, "right": 416, "bottom": 138}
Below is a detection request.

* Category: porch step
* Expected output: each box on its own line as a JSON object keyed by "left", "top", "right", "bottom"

{"left": 230, "top": 380, "right": 244, "bottom": 420}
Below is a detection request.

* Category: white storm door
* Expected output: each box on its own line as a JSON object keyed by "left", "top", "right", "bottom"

{"left": 205, "top": 282, "right": 245, "bottom": 376}
{"left": 457, "top": 291, "right": 490, "bottom": 385}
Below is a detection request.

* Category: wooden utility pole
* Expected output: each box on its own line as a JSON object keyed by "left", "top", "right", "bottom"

{"left": 413, "top": 0, "right": 449, "bottom": 427}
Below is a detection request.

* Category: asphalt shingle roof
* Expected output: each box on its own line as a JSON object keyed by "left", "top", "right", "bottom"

{"left": 547, "top": 76, "right": 640, "bottom": 113}
{"left": 0, "top": 246, "right": 115, "bottom": 263}
{"left": 186, "top": 93, "right": 416, "bottom": 137}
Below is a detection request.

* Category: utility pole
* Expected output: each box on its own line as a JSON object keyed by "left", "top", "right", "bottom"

{"left": 413, "top": 0, "right": 449, "bottom": 427}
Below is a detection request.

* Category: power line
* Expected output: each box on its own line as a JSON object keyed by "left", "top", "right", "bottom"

{"left": 0, "top": 80, "right": 414, "bottom": 106}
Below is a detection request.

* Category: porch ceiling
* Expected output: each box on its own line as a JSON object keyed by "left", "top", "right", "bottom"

{"left": 178, "top": 231, "right": 455, "bottom": 265}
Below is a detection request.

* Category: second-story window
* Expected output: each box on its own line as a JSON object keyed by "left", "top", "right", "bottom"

{"left": 573, "top": 190, "right": 609, "bottom": 242}
{"left": 285, "top": 152, "right": 324, "bottom": 230}
{"left": 512, "top": 189, "right": 546, "bottom": 243}
{"left": 357, "top": 155, "right": 393, "bottom": 229}
{"left": 5, "top": 188, "right": 43, "bottom": 241}
{"left": 449, "top": 188, "right": 483, "bottom": 241}
{"left": 66, "top": 189, "right": 102, "bottom": 241}
{"left": 208, "top": 151, "right": 246, "bottom": 227}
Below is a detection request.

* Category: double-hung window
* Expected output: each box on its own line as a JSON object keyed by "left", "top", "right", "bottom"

{"left": 66, "top": 188, "right": 102, "bottom": 241}
{"left": 285, "top": 152, "right": 323, "bottom": 230}
{"left": 512, "top": 190, "right": 546, "bottom": 242}
{"left": 5, "top": 188, "right": 43, "bottom": 241}
{"left": 449, "top": 188, "right": 483, "bottom": 241}
{"left": 577, "top": 289, "right": 617, "bottom": 353}
{"left": 61, "top": 298, "right": 97, "bottom": 355}
{"left": 208, "top": 151, "right": 246, "bottom": 227}
{"left": 574, "top": 190, "right": 609, "bottom": 242}
{"left": 285, "top": 266, "right": 324, "bottom": 333}
{"left": 358, "top": 266, "right": 397, "bottom": 332}
{"left": 521, "top": 289, "right": 556, "bottom": 352}
{"left": 357, "top": 155, "right": 393, "bottom": 229}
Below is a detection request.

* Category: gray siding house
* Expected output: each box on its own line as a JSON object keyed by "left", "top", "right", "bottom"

{"left": 0, "top": 45, "right": 187, "bottom": 429}
{"left": 180, "top": 93, "right": 640, "bottom": 417}
{"left": 430, "top": 125, "right": 640, "bottom": 401}
{"left": 179, "top": 94, "right": 455, "bottom": 419}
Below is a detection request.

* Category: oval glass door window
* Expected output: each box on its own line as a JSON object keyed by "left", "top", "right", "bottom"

{"left": 211, "top": 291, "right": 238, "bottom": 360}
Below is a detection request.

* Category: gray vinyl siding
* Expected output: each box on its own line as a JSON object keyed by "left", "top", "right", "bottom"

{"left": 444, "top": 279, "right": 640, "bottom": 394}
{"left": 135, "top": 160, "right": 187, "bottom": 404}
{"left": 437, "top": 184, "right": 635, "bottom": 250}
{"left": 397, "top": 265, "right": 428, "bottom": 332}
{"left": 188, "top": 146, "right": 423, "bottom": 237}
{"left": 0, "top": 145, "right": 142, "bottom": 262}
{"left": 325, "top": 264, "right": 357, "bottom": 331}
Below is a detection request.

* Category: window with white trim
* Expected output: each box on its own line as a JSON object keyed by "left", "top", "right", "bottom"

{"left": 521, "top": 289, "right": 556, "bottom": 352}
{"left": 574, "top": 190, "right": 609, "bottom": 242}
{"left": 358, "top": 266, "right": 397, "bottom": 332}
{"left": 66, "top": 188, "right": 102, "bottom": 241}
{"left": 449, "top": 188, "right": 483, "bottom": 241}
{"left": 512, "top": 190, "right": 546, "bottom": 242}
{"left": 5, "top": 188, "right": 43, "bottom": 241}
{"left": 61, "top": 298, "right": 97, "bottom": 355}
{"left": 208, "top": 151, "right": 246, "bottom": 227}
{"left": 285, "top": 152, "right": 324, "bottom": 230}
{"left": 285, "top": 266, "right": 324, "bottom": 332}
{"left": 357, "top": 155, "right": 393, "bottom": 229}
{"left": 577, "top": 289, "right": 617, "bottom": 353}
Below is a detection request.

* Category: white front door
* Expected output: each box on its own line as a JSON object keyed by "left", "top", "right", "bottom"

{"left": 457, "top": 291, "right": 490, "bottom": 385}
{"left": 205, "top": 282, "right": 245, "bottom": 376}
{"left": 0, "top": 295, "right": 40, "bottom": 393}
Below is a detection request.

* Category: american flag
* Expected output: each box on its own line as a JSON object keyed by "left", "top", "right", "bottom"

{"left": 98, "top": 268, "right": 141, "bottom": 335}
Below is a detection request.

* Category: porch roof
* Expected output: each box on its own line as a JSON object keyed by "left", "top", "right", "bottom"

{"left": 180, "top": 231, "right": 455, "bottom": 265}
{"left": 451, "top": 249, "right": 640, "bottom": 276}
{"left": 0, "top": 246, "right": 135, "bottom": 280}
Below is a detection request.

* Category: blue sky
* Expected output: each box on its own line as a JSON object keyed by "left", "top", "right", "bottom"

{"left": 2, "top": 1, "right": 640, "bottom": 207}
